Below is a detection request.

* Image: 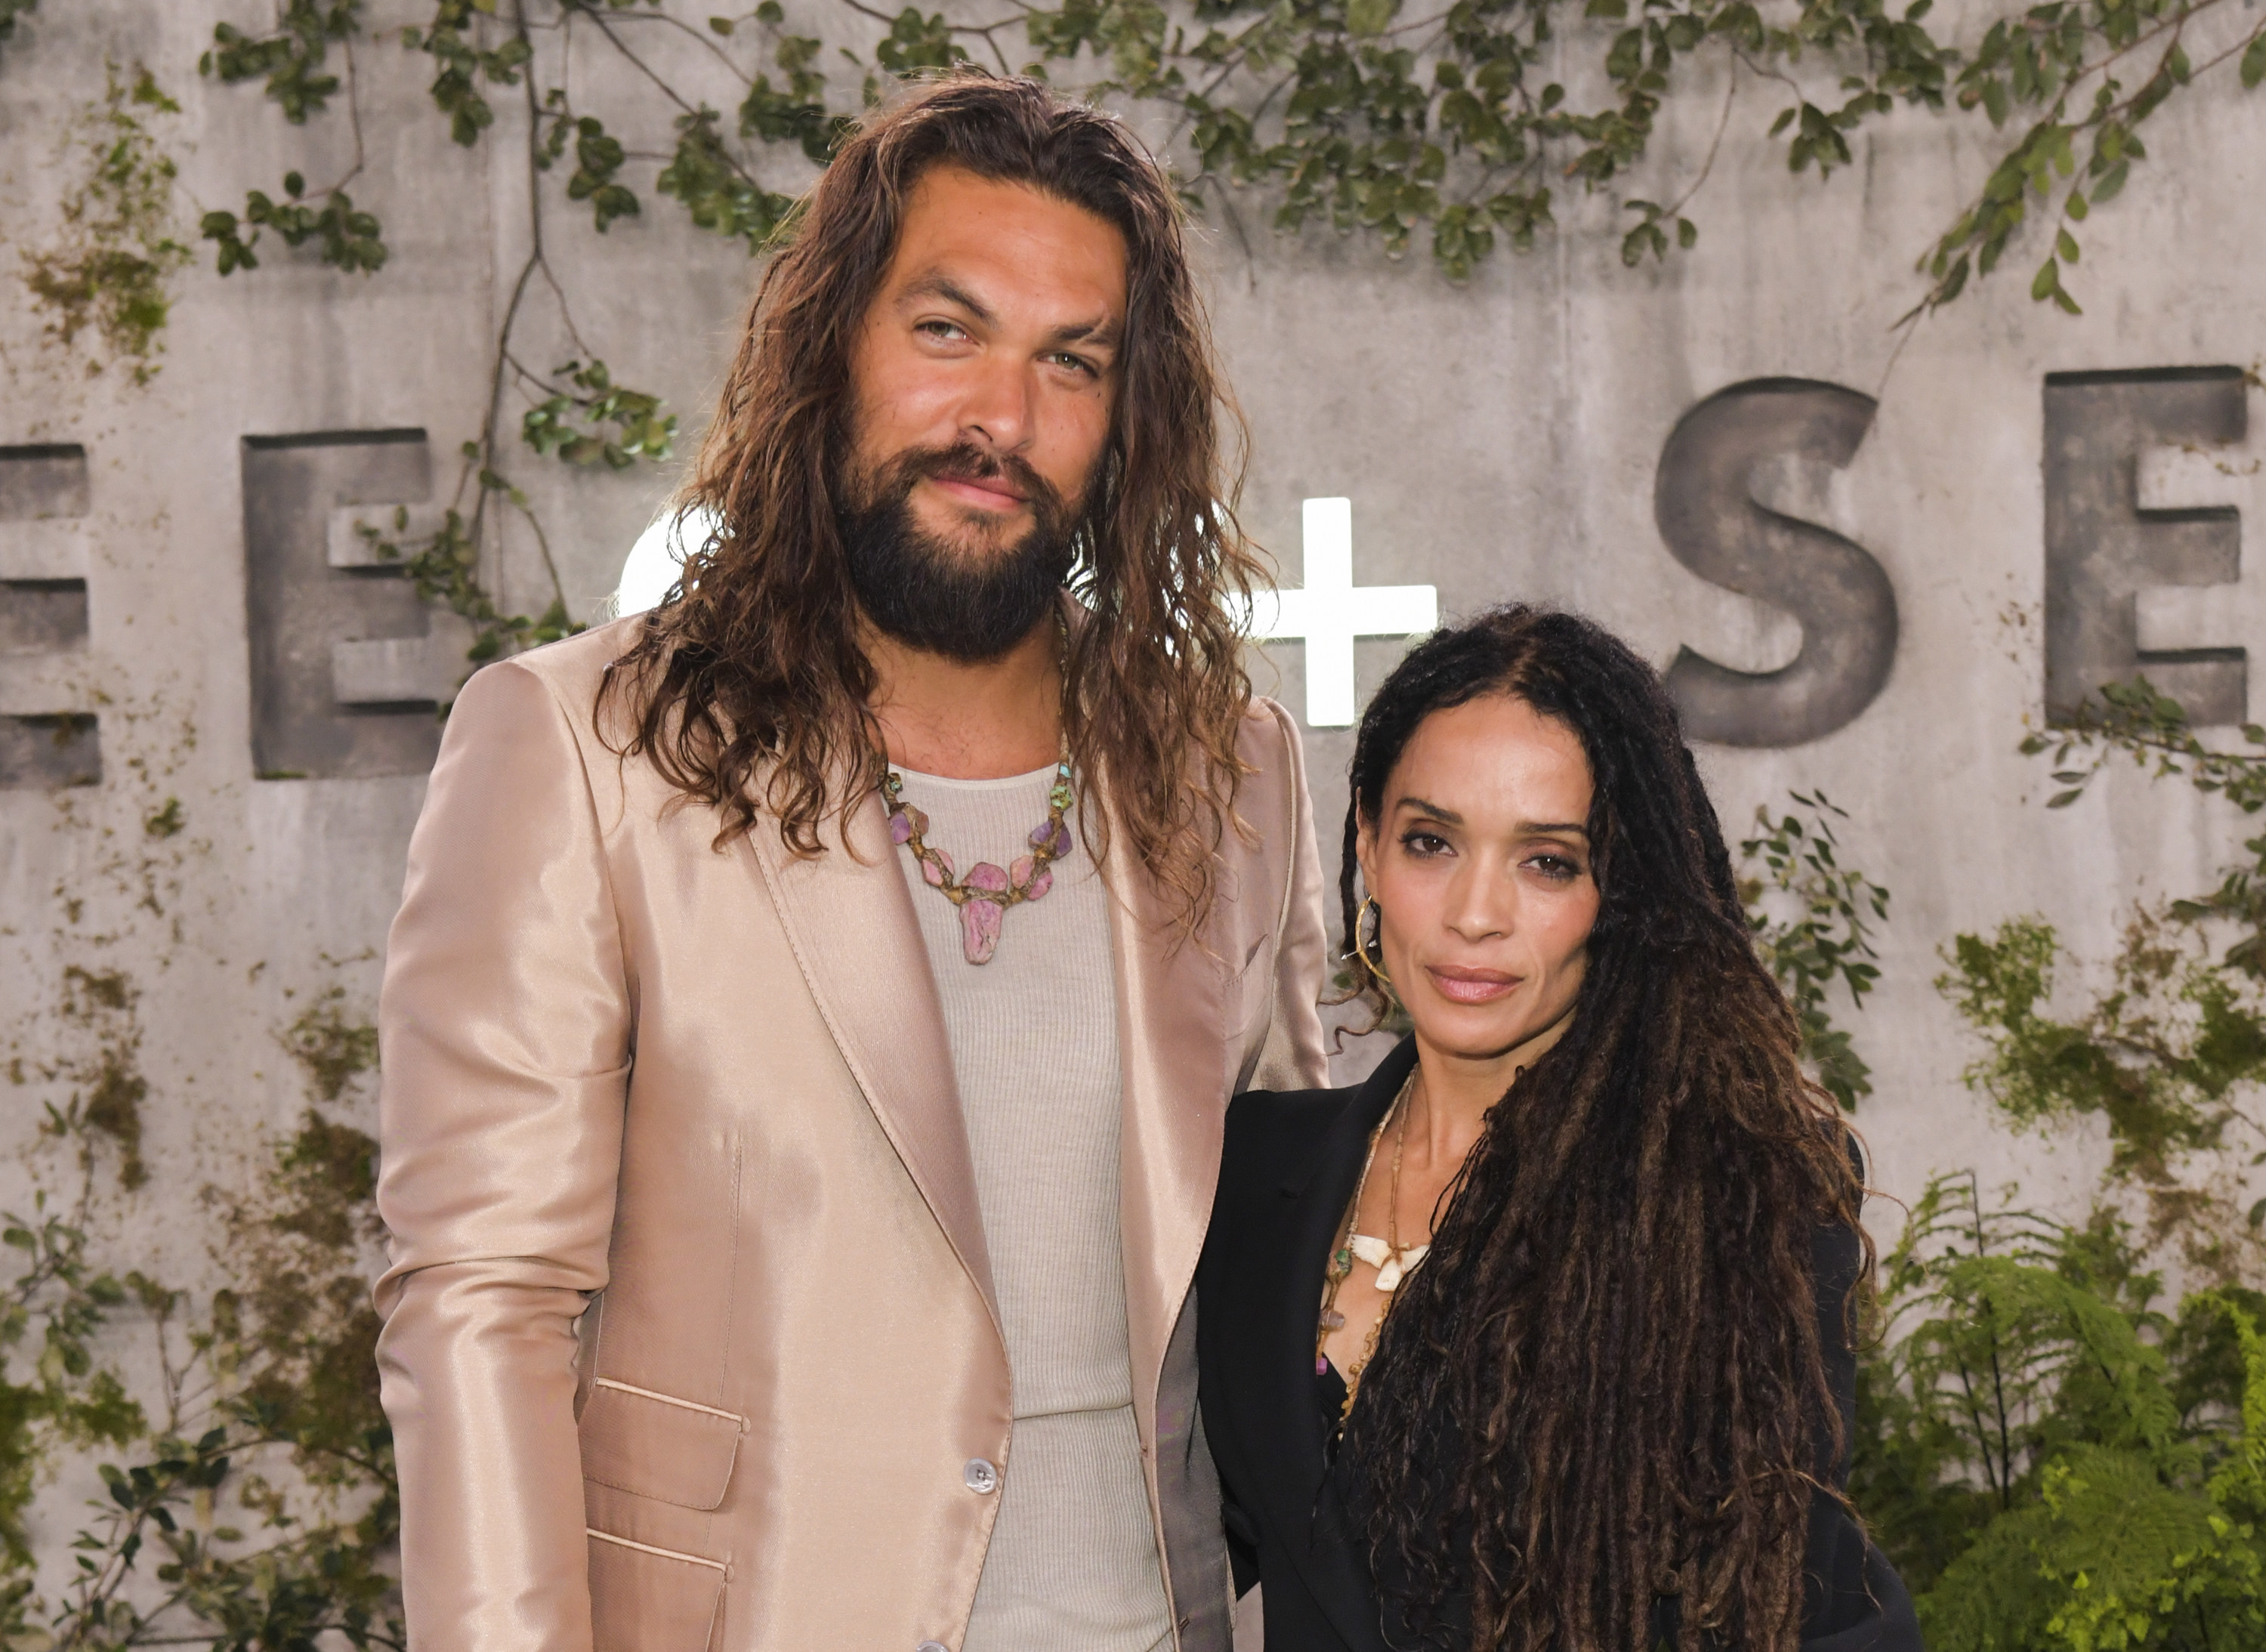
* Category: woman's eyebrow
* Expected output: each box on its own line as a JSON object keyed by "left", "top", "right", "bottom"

{"left": 1394, "top": 798, "right": 1588, "bottom": 838}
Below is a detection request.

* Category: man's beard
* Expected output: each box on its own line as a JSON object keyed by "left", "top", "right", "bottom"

{"left": 839, "top": 442, "right": 1084, "bottom": 662}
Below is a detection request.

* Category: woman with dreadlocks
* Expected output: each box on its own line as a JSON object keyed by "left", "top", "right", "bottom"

{"left": 1196, "top": 606, "right": 1922, "bottom": 1651}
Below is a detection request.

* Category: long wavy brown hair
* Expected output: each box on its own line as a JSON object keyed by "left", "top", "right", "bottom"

{"left": 1335, "top": 607, "right": 1871, "bottom": 1651}
{"left": 600, "top": 71, "right": 1265, "bottom": 922}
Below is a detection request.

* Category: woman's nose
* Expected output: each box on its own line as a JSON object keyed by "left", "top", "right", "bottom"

{"left": 1444, "top": 863, "right": 1514, "bottom": 941}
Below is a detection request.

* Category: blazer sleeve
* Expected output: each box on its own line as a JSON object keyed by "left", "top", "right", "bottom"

{"left": 372, "top": 659, "right": 633, "bottom": 1652}
{"left": 1802, "top": 1215, "right": 1927, "bottom": 1652}
{"left": 1247, "top": 697, "right": 1332, "bottom": 1093}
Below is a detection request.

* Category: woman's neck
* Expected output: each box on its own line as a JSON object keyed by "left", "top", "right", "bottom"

{"left": 1406, "top": 1012, "right": 1573, "bottom": 1173}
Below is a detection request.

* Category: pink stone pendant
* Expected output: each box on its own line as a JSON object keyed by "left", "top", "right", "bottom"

{"left": 959, "top": 863, "right": 1011, "bottom": 964}
{"left": 1009, "top": 854, "right": 1053, "bottom": 902}
{"left": 960, "top": 898, "right": 1005, "bottom": 964}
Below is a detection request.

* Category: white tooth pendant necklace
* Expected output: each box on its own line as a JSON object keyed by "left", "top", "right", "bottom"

{"left": 1351, "top": 1081, "right": 1429, "bottom": 1290}
{"left": 1317, "top": 1072, "right": 1430, "bottom": 1413}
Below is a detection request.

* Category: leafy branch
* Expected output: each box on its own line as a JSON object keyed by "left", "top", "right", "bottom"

{"left": 1907, "top": 0, "right": 2266, "bottom": 319}
{"left": 2024, "top": 678, "right": 2266, "bottom": 974}
{"left": 1927, "top": 681, "right": 2266, "bottom": 1283}
{"left": 198, "top": 0, "right": 695, "bottom": 696}
{"left": 1740, "top": 789, "right": 1891, "bottom": 1109}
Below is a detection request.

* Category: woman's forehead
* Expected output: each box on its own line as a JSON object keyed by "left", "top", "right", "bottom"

{"left": 1388, "top": 696, "right": 1591, "bottom": 813}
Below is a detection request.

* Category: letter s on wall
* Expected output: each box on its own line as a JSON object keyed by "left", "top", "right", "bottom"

{"left": 1655, "top": 378, "right": 1897, "bottom": 748}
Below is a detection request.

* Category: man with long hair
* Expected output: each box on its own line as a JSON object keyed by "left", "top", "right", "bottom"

{"left": 372, "top": 71, "right": 1329, "bottom": 1652}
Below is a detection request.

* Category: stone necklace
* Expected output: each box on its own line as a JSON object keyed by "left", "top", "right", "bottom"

{"left": 1317, "top": 1072, "right": 1430, "bottom": 1418}
{"left": 883, "top": 749, "right": 1076, "bottom": 965}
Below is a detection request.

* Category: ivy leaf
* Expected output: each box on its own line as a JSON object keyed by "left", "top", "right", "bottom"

{"left": 1346, "top": 0, "right": 1400, "bottom": 36}
{"left": 2243, "top": 32, "right": 2266, "bottom": 91}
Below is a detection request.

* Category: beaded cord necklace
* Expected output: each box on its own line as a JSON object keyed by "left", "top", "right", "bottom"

{"left": 1317, "top": 1072, "right": 1431, "bottom": 1419}
{"left": 884, "top": 750, "right": 1076, "bottom": 965}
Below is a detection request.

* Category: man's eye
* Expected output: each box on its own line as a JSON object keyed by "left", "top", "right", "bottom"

{"left": 1050, "top": 351, "right": 1098, "bottom": 378}
{"left": 917, "top": 320, "right": 969, "bottom": 342}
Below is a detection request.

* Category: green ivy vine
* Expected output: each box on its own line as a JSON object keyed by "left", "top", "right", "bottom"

{"left": 1738, "top": 789, "right": 1890, "bottom": 1110}
{"left": 11, "top": 0, "right": 2256, "bottom": 675}
{"left": 152, "top": 0, "right": 2257, "bottom": 679}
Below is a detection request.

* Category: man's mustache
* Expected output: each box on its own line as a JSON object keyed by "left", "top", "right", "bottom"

{"left": 887, "top": 443, "right": 1069, "bottom": 520}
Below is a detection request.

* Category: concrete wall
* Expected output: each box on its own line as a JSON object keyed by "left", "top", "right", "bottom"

{"left": 3, "top": 0, "right": 2263, "bottom": 1394}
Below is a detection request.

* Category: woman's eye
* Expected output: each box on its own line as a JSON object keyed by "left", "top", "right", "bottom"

{"left": 1527, "top": 854, "right": 1582, "bottom": 882}
{"left": 1400, "top": 832, "right": 1450, "bottom": 857}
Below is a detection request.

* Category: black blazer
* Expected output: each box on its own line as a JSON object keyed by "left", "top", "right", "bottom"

{"left": 1195, "top": 1036, "right": 1926, "bottom": 1651}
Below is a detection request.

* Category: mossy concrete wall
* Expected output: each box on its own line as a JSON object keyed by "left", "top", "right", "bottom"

{"left": 2, "top": 1, "right": 2263, "bottom": 1398}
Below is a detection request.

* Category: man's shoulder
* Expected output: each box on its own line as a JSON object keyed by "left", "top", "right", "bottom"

{"left": 1224, "top": 693, "right": 1308, "bottom": 857}
{"left": 489, "top": 613, "right": 650, "bottom": 701}
{"left": 448, "top": 614, "right": 650, "bottom": 740}
{"left": 1234, "top": 693, "right": 1300, "bottom": 764}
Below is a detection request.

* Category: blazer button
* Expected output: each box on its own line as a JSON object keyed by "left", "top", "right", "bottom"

{"left": 916, "top": 1643, "right": 950, "bottom": 1652}
{"left": 962, "top": 1457, "right": 999, "bottom": 1495}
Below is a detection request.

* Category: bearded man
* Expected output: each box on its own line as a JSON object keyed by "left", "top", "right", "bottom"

{"left": 372, "top": 72, "right": 1328, "bottom": 1652}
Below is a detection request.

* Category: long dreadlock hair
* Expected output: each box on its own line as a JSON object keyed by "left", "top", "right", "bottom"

{"left": 1336, "top": 605, "right": 1869, "bottom": 1651}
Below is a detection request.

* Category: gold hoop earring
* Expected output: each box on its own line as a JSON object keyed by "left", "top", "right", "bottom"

{"left": 1357, "top": 895, "right": 1393, "bottom": 989}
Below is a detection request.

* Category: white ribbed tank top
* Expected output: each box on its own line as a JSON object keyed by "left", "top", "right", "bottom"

{"left": 891, "top": 763, "right": 1173, "bottom": 1652}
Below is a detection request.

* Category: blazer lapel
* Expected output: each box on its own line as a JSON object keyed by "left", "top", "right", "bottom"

{"left": 742, "top": 787, "right": 997, "bottom": 1326}
{"left": 1264, "top": 1037, "right": 1416, "bottom": 1652}
{"left": 1109, "top": 816, "right": 1231, "bottom": 1453}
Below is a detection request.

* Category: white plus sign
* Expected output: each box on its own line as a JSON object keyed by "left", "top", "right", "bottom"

{"left": 2131, "top": 415, "right": 2266, "bottom": 719}
{"left": 1239, "top": 498, "right": 1438, "bottom": 727}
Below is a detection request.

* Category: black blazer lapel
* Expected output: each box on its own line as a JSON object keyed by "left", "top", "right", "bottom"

{"left": 1262, "top": 1037, "right": 1418, "bottom": 1652}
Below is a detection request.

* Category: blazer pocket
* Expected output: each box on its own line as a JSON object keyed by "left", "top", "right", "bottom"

{"left": 587, "top": 1527, "right": 726, "bottom": 1652}
{"left": 579, "top": 1378, "right": 745, "bottom": 1511}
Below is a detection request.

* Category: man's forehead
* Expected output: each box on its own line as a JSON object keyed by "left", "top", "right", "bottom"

{"left": 885, "top": 168, "right": 1128, "bottom": 311}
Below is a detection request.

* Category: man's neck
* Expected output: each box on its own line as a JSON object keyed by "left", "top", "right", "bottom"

{"left": 865, "top": 610, "right": 1064, "bottom": 779}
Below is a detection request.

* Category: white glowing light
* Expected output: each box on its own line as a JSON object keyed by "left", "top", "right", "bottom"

{"left": 615, "top": 505, "right": 723, "bottom": 617}
{"left": 1234, "top": 498, "right": 1438, "bottom": 727}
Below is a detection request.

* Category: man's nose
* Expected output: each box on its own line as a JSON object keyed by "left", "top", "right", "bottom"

{"left": 959, "top": 355, "right": 1036, "bottom": 454}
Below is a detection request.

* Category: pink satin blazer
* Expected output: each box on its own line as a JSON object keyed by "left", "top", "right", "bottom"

{"left": 372, "top": 617, "right": 1330, "bottom": 1652}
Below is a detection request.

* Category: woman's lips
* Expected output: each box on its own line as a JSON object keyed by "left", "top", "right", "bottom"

{"left": 1425, "top": 965, "right": 1520, "bottom": 1005}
